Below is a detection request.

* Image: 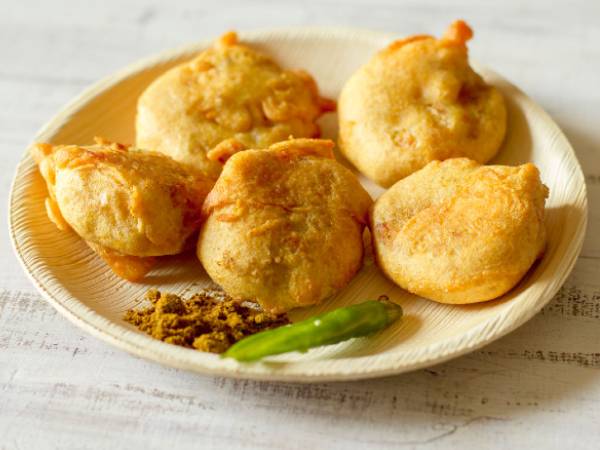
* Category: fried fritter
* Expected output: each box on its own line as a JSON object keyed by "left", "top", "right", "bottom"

{"left": 197, "top": 138, "right": 372, "bottom": 313}
{"left": 370, "top": 158, "right": 548, "bottom": 303}
{"left": 31, "top": 139, "right": 212, "bottom": 281}
{"left": 136, "top": 32, "right": 334, "bottom": 180}
{"left": 338, "top": 20, "right": 507, "bottom": 187}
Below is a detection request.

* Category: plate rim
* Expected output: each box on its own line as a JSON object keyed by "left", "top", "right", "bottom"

{"left": 8, "top": 27, "right": 588, "bottom": 382}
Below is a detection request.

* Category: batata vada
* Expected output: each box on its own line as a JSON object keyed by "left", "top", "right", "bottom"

{"left": 338, "top": 20, "right": 507, "bottom": 187}
{"left": 136, "top": 32, "right": 334, "bottom": 180}
{"left": 197, "top": 138, "right": 372, "bottom": 313}
{"left": 31, "top": 139, "right": 212, "bottom": 281}
{"left": 370, "top": 158, "right": 548, "bottom": 303}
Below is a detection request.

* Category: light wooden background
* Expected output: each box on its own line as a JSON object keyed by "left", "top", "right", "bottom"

{"left": 2, "top": 1, "right": 599, "bottom": 449}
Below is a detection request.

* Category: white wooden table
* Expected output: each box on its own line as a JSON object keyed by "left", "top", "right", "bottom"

{"left": 2, "top": 1, "right": 599, "bottom": 448}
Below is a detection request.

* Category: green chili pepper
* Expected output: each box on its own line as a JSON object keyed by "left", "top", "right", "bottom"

{"left": 222, "top": 298, "right": 402, "bottom": 362}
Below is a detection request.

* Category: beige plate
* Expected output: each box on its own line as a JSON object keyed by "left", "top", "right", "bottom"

{"left": 9, "top": 28, "right": 587, "bottom": 382}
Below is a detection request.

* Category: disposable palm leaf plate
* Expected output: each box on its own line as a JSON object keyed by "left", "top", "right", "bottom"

{"left": 9, "top": 28, "right": 587, "bottom": 381}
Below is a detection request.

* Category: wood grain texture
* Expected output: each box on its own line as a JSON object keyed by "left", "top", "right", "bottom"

{"left": 2, "top": 0, "right": 600, "bottom": 448}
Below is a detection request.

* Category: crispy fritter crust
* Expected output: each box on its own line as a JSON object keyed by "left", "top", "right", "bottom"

{"left": 370, "top": 158, "right": 548, "bottom": 303}
{"left": 136, "top": 32, "right": 334, "bottom": 180}
{"left": 197, "top": 138, "right": 372, "bottom": 313}
{"left": 338, "top": 20, "right": 507, "bottom": 187}
{"left": 31, "top": 139, "right": 212, "bottom": 281}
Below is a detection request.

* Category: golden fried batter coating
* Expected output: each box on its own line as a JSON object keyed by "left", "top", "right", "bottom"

{"left": 31, "top": 139, "right": 212, "bottom": 281}
{"left": 370, "top": 158, "right": 548, "bottom": 303}
{"left": 197, "top": 138, "right": 372, "bottom": 313}
{"left": 136, "top": 32, "right": 334, "bottom": 180}
{"left": 338, "top": 20, "right": 507, "bottom": 187}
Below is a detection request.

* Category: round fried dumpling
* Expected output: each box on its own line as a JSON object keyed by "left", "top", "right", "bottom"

{"left": 338, "top": 20, "right": 507, "bottom": 187}
{"left": 370, "top": 158, "right": 548, "bottom": 304}
{"left": 198, "top": 139, "right": 372, "bottom": 313}
{"left": 31, "top": 140, "right": 212, "bottom": 280}
{"left": 136, "top": 32, "right": 334, "bottom": 180}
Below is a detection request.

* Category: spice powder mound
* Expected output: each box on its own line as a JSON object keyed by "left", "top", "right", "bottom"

{"left": 124, "top": 289, "right": 290, "bottom": 353}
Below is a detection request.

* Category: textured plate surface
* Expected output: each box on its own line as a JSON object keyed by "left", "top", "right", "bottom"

{"left": 9, "top": 28, "right": 587, "bottom": 381}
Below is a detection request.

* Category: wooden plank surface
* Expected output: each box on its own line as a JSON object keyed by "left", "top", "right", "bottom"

{"left": 1, "top": 1, "right": 599, "bottom": 448}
